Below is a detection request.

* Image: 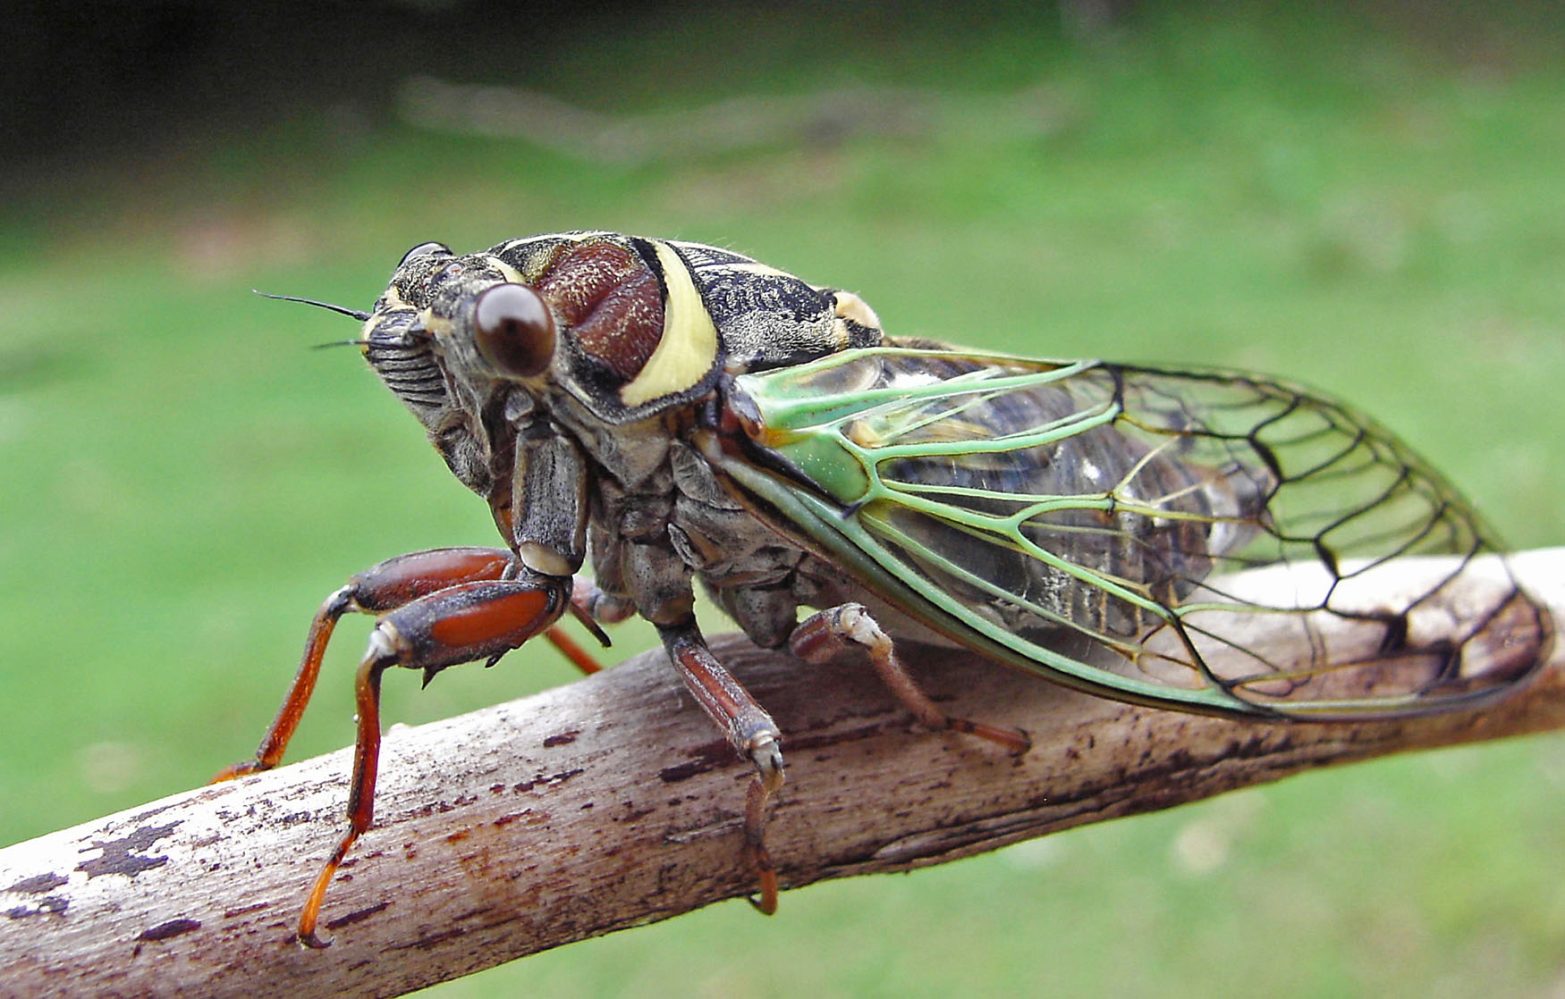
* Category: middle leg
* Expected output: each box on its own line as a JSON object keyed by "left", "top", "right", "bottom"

{"left": 659, "top": 624, "right": 786, "bottom": 914}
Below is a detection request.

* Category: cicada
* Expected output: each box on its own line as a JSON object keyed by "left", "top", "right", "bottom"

{"left": 219, "top": 232, "right": 1548, "bottom": 947}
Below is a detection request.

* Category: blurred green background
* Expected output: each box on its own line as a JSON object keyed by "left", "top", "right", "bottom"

{"left": 3, "top": 2, "right": 1563, "bottom": 995}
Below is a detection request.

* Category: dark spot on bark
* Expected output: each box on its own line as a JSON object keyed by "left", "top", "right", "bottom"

{"left": 657, "top": 761, "right": 705, "bottom": 783}
{"left": 410, "top": 800, "right": 455, "bottom": 817}
{"left": 512, "top": 768, "right": 583, "bottom": 793}
{"left": 128, "top": 802, "right": 178, "bottom": 824}
{"left": 410, "top": 793, "right": 484, "bottom": 818}
{"left": 325, "top": 900, "right": 390, "bottom": 931}
{"left": 223, "top": 901, "right": 269, "bottom": 919}
{"left": 620, "top": 803, "right": 655, "bottom": 822}
{"left": 138, "top": 917, "right": 201, "bottom": 941}
{"left": 1163, "top": 749, "right": 1195, "bottom": 772}
{"left": 658, "top": 739, "right": 737, "bottom": 782}
{"left": 543, "top": 730, "right": 580, "bottom": 747}
{"left": 388, "top": 924, "right": 468, "bottom": 952}
{"left": 77, "top": 822, "right": 181, "bottom": 879}
{"left": 7, "top": 872, "right": 66, "bottom": 894}
{"left": 445, "top": 829, "right": 471, "bottom": 843}
{"left": 5, "top": 895, "right": 68, "bottom": 919}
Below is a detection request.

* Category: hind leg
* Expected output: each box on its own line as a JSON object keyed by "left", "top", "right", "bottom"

{"left": 791, "top": 603, "right": 1031, "bottom": 754}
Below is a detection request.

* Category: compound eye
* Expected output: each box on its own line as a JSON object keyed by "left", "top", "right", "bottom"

{"left": 399, "top": 241, "right": 451, "bottom": 267}
{"left": 473, "top": 283, "right": 556, "bottom": 378}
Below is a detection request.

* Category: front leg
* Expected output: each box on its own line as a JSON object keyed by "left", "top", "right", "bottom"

{"left": 659, "top": 623, "right": 786, "bottom": 914}
{"left": 212, "top": 547, "right": 572, "bottom": 946}
{"left": 213, "top": 547, "right": 517, "bottom": 781}
{"left": 294, "top": 570, "right": 568, "bottom": 946}
{"left": 214, "top": 548, "right": 612, "bottom": 783}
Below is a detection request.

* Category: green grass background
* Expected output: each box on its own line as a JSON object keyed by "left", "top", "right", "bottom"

{"left": 2, "top": 3, "right": 1563, "bottom": 995}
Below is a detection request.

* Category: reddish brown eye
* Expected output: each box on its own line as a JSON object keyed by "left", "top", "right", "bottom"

{"left": 472, "top": 283, "right": 556, "bottom": 378}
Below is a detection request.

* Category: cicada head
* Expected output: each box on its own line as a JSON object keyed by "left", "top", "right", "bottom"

{"left": 359, "top": 232, "right": 887, "bottom": 496}
{"left": 359, "top": 240, "right": 533, "bottom": 496}
{"left": 369, "top": 231, "right": 885, "bottom": 410}
{"left": 362, "top": 232, "right": 711, "bottom": 498}
{"left": 363, "top": 233, "right": 713, "bottom": 428}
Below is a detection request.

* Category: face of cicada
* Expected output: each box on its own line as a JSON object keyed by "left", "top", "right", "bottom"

{"left": 358, "top": 233, "right": 885, "bottom": 502}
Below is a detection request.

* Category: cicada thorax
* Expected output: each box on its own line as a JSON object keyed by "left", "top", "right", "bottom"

{"left": 482, "top": 232, "right": 886, "bottom": 423}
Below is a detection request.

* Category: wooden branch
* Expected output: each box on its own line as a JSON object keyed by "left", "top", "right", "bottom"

{"left": 2, "top": 550, "right": 1560, "bottom": 997}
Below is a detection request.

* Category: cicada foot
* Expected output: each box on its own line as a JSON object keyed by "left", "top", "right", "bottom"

{"left": 296, "top": 645, "right": 393, "bottom": 949}
{"left": 744, "top": 753, "right": 782, "bottom": 915}
{"left": 660, "top": 624, "right": 788, "bottom": 915}
{"left": 791, "top": 603, "right": 1032, "bottom": 756}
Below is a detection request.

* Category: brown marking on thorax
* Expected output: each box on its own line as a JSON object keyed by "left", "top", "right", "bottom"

{"left": 537, "top": 241, "right": 664, "bottom": 382}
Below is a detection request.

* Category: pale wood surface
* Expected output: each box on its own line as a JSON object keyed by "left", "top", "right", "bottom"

{"left": 1, "top": 551, "right": 1559, "bottom": 998}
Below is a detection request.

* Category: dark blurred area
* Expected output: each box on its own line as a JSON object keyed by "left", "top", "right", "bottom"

{"left": 2, "top": 0, "right": 623, "bottom": 182}
{"left": 6, "top": 0, "right": 1553, "bottom": 189}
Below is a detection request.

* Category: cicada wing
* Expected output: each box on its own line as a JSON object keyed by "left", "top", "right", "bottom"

{"left": 719, "top": 348, "right": 1547, "bottom": 720}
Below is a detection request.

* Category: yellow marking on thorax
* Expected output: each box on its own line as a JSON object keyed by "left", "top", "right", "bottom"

{"left": 831, "top": 289, "right": 881, "bottom": 330}
{"left": 485, "top": 256, "right": 527, "bottom": 285}
{"left": 619, "top": 241, "right": 719, "bottom": 407}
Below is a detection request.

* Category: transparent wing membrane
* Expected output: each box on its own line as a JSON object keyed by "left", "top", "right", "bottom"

{"left": 725, "top": 348, "right": 1547, "bottom": 719}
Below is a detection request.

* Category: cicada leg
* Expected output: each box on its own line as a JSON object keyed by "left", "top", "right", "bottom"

{"left": 791, "top": 604, "right": 1032, "bottom": 755}
{"left": 550, "top": 576, "right": 638, "bottom": 675}
{"left": 210, "top": 547, "right": 573, "bottom": 947}
{"left": 659, "top": 625, "right": 786, "bottom": 915}
{"left": 295, "top": 572, "right": 568, "bottom": 947}
{"left": 212, "top": 548, "right": 603, "bottom": 784}
{"left": 211, "top": 548, "right": 512, "bottom": 781}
